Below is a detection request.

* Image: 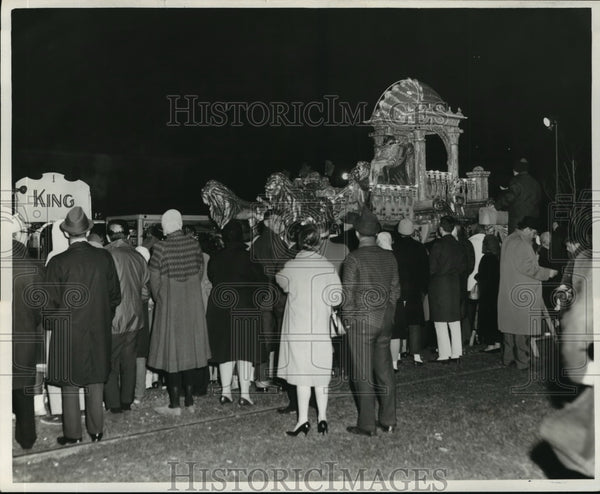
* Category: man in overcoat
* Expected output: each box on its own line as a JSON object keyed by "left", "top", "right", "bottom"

{"left": 428, "top": 216, "right": 468, "bottom": 363}
{"left": 12, "top": 239, "right": 44, "bottom": 449}
{"left": 104, "top": 219, "right": 150, "bottom": 413}
{"left": 251, "top": 212, "right": 296, "bottom": 407}
{"left": 45, "top": 207, "right": 121, "bottom": 444}
{"left": 342, "top": 207, "right": 400, "bottom": 436}
{"left": 498, "top": 216, "right": 557, "bottom": 369}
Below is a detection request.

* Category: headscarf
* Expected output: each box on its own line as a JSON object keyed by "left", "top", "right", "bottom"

{"left": 161, "top": 209, "right": 183, "bottom": 236}
{"left": 376, "top": 231, "right": 393, "bottom": 251}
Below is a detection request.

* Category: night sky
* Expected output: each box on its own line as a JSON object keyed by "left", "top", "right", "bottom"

{"left": 11, "top": 7, "right": 591, "bottom": 217}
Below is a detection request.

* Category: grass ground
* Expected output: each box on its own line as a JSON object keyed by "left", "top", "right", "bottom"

{"left": 11, "top": 347, "right": 580, "bottom": 484}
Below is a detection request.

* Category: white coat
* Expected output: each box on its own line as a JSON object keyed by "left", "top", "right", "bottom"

{"left": 275, "top": 250, "right": 342, "bottom": 387}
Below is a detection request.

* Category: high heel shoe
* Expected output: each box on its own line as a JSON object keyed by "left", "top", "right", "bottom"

{"left": 239, "top": 397, "right": 254, "bottom": 407}
{"left": 317, "top": 420, "right": 328, "bottom": 435}
{"left": 286, "top": 421, "right": 310, "bottom": 437}
{"left": 219, "top": 396, "right": 233, "bottom": 405}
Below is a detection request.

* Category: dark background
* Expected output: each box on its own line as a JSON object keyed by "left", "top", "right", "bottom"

{"left": 11, "top": 8, "right": 591, "bottom": 217}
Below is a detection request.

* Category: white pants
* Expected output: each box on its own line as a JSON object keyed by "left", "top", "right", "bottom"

{"left": 434, "top": 321, "right": 462, "bottom": 359}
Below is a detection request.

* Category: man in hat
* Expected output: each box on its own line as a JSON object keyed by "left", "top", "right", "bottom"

{"left": 342, "top": 207, "right": 400, "bottom": 436}
{"left": 497, "top": 158, "right": 542, "bottom": 234}
{"left": 498, "top": 216, "right": 557, "bottom": 369}
{"left": 45, "top": 206, "right": 121, "bottom": 444}
{"left": 104, "top": 219, "right": 150, "bottom": 413}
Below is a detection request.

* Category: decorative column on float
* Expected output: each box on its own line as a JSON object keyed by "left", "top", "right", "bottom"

{"left": 413, "top": 130, "right": 427, "bottom": 201}
{"left": 446, "top": 126, "right": 461, "bottom": 180}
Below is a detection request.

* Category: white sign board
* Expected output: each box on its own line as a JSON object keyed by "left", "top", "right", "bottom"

{"left": 15, "top": 172, "right": 92, "bottom": 223}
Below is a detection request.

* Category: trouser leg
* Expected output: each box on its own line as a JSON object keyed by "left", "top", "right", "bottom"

{"left": 373, "top": 328, "right": 396, "bottom": 428}
{"left": 13, "top": 388, "right": 36, "bottom": 449}
{"left": 448, "top": 321, "right": 463, "bottom": 359}
{"left": 434, "top": 322, "right": 452, "bottom": 360}
{"left": 120, "top": 330, "right": 139, "bottom": 407}
{"left": 408, "top": 325, "right": 422, "bottom": 356}
{"left": 135, "top": 357, "right": 147, "bottom": 401}
{"left": 84, "top": 383, "right": 104, "bottom": 436}
{"left": 61, "top": 385, "right": 82, "bottom": 439}
{"left": 515, "top": 334, "right": 531, "bottom": 369}
{"left": 503, "top": 333, "right": 516, "bottom": 365}
{"left": 390, "top": 339, "right": 400, "bottom": 368}
{"left": 103, "top": 333, "right": 123, "bottom": 410}
{"left": 347, "top": 324, "right": 377, "bottom": 433}
{"left": 191, "top": 367, "right": 209, "bottom": 395}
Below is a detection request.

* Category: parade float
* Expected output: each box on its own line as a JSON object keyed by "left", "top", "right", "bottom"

{"left": 202, "top": 78, "right": 504, "bottom": 241}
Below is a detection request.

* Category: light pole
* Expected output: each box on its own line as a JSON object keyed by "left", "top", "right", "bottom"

{"left": 543, "top": 117, "right": 558, "bottom": 196}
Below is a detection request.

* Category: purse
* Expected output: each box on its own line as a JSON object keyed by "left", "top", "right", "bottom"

{"left": 330, "top": 308, "right": 346, "bottom": 337}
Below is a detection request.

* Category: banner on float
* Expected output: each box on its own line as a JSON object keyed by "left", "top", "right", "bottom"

{"left": 15, "top": 172, "right": 92, "bottom": 224}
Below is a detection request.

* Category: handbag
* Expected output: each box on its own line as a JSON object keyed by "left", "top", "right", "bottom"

{"left": 330, "top": 308, "right": 346, "bottom": 337}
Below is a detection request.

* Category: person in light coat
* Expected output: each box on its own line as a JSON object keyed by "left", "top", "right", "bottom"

{"left": 276, "top": 224, "right": 342, "bottom": 436}
{"left": 498, "top": 216, "right": 557, "bottom": 369}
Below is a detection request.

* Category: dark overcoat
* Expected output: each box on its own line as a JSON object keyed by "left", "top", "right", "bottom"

{"left": 206, "top": 241, "right": 264, "bottom": 363}
{"left": 475, "top": 253, "right": 500, "bottom": 333}
{"left": 45, "top": 241, "right": 121, "bottom": 387}
{"left": 392, "top": 235, "right": 429, "bottom": 335}
{"left": 428, "top": 234, "right": 467, "bottom": 322}
{"left": 12, "top": 241, "right": 45, "bottom": 390}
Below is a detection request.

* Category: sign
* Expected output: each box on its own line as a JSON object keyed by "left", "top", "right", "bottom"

{"left": 15, "top": 173, "right": 92, "bottom": 223}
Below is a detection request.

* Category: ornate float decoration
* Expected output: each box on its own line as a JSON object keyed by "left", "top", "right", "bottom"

{"left": 365, "top": 78, "right": 493, "bottom": 237}
{"left": 202, "top": 78, "right": 499, "bottom": 242}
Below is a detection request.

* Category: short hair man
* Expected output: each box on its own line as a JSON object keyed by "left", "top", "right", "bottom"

{"left": 428, "top": 215, "right": 468, "bottom": 363}
{"left": 104, "top": 219, "right": 150, "bottom": 413}
{"left": 45, "top": 207, "right": 121, "bottom": 444}
{"left": 342, "top": 207, "right": 401, "bottom": 436}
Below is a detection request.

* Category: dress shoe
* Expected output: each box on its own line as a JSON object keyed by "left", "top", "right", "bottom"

{"left": 277, "top": 404, "right": 297, "bottom": 415}
{"left": 400, "top": 352, "right": 409, "bottom": 359}
{"left": 450, "top": 357, "right": 461, "bottom": 365}
{"left": 376, "top": 421, "right": 396, "bottom": 433}
{"left": 286, "top": 421, "right": 310, "bottom": 437}
{"left": 239, "top": 397, "right": 254, "bottom": 407}
{"left": 120, "top": 403, "right": 131, "bottom": 411}
{"left": 413, "top": 360, "right": 424, "bottom": 367}
{"left": 57, "top": 436, "right": 82, "bottom": 445}
{"left": 254, "top": 386, "right": 269, "bottom": 393}
{"left": 219, "top": 396, "right": 233, "bottom": 405}
{"left": 317, "top": 420, "right": 328, "bottom": 435}
{"left": 89, "top": 433, "right": 103, "bottom": 442}
{"left": 429, "top": 358, "right": 450, "bottom": 365}
{"left": 346, "top": 426, "right": 376, "bottom": 437}
{"left": 109, "top": 407, "right": 123, "bottom": 414}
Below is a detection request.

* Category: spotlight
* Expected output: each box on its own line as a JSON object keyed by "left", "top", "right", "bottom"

{"left": 341, "top": 172, "right": 349, "bottom": 181}
{"left": 542, "top": 116, "right": 559, "bottom": 194}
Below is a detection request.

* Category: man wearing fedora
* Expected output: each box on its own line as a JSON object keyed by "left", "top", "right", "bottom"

{"left": 341, "top": 207, "right": 400, "bottom": 436}
{"left": 45, "top": 206, "right": 121, "bottom": 444}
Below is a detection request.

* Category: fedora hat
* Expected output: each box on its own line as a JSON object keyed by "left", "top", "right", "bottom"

{"left": 60, "top": 206, "right": 94, "bottom": 235}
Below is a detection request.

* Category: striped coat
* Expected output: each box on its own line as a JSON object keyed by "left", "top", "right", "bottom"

{"left": 148, "top": 231, "right": 211, "bottom": 372}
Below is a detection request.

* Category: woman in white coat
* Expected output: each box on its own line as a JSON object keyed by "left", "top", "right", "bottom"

{"left": 276, "top": 224, "right": 342, "bottom": 437}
